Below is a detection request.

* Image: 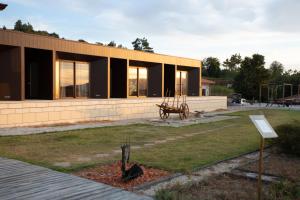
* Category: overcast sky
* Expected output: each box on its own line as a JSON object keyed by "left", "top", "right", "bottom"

{"left": 1, "top": 0, "right": 300, "bottom": 70}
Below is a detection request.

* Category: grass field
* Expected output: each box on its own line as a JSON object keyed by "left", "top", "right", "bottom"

{"left": 0, "top": 109, "right": 299, "bottom": 173}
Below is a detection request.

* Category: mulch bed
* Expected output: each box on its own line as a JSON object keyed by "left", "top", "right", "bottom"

{"left": 74, "top": 161, "right": 170, "bottom": 190}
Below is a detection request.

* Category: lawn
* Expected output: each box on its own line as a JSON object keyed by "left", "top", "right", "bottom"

{"left": 0, "top": 109, "right": 299, "bottom": 173}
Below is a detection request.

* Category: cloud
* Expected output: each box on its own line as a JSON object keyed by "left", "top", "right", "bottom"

{"left": 1, "top": 0, "right": 300, "bottom": 70}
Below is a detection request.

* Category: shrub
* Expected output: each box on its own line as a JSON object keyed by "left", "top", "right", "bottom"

{"left": 267, "top": 180, "right": 300, "bottom": 200}
{"left": 155, "top": 189, "right": 175, "bottom": 200}
{"left": 274, "top": 123, "right": 300, "bottom": 156}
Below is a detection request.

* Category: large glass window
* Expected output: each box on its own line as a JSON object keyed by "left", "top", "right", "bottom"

{"left": 60, "top": 61, "right": 74, "bottom": 98}
{"left": 59, "top": 61, "right": 90, "bottom": 98}
{"left": 129, "top": 67, "right": 138, "bottom": 96}
{"left": 76, "top": 63, "right": 90, "bottom": 97}
{"left": 129, "top": 67, "right": 148, "bottom": 97}
{"left": 176, "top": 70, "right": 188, "bottom": 96}
{"left": 138, "top": 68, "right": 148, "bottom": 96}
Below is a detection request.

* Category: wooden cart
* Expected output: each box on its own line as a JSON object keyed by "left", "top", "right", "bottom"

{"left": 156, "top": 90, "right": 189, "bottom": 120}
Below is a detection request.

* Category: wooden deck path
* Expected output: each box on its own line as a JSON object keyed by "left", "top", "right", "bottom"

{"left": 0, "top": 157, "right": 152, "bottom": 200}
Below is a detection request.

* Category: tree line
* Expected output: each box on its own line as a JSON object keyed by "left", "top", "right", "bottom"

{"left": 4, "top": 20, "right": 154, "bottom": 53}
{"left": 202, "top": 54, "right": 300, "bottom": 100}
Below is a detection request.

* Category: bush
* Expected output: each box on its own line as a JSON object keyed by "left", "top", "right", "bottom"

{"left": 267, "top": 180, "right": 300, "bottom": 200}
{"left": 274, "top": 123, "right": 300, "bottom": 156}
{"left": 155, "top": 189, "right": 176, "bottom": 200}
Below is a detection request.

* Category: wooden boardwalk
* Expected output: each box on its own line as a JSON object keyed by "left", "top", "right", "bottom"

{"left": 0, "top": 157, "right": 152, "bottom": 200}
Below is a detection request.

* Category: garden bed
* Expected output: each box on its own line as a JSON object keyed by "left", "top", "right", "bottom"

{"left": 74, "top": 161, "right": 170, "bottom": 190}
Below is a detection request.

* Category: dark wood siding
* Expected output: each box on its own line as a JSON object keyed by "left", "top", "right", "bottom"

{"left": 0, "top": 45, "right": 22, "bottom": 100}
{"left": 90, "top": 58, "right": 108, "bottom": 98}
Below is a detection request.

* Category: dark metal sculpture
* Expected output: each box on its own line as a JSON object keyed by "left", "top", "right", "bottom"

{"left": 120, "top": 143, "right": 143, "bottom": 182}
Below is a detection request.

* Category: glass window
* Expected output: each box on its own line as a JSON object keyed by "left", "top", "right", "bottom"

{"left": 129, "top": 67, "right": 148, "bottom": 97}
{"left": 60, "top": 61, "right": 74, "bottom": 98}
{"left": 176, "top": 70, "right": 188, "bottom": 96}
{"left": 76, "top": 63, "right": 90, "bottom": 97}
{"left": 129, "top": 67, "right": 138, "bottom": 96}
{"left": 176, "top": 71, "right": 181, "bottom": 95}
{"left": 138, "top": 68, "right": 148, "bottom": 96}
{"left": 59, "top": 61, "right": 90, "bottom": 98}
{"left": 181, "top": 71, "right": 188, "bottom": 95}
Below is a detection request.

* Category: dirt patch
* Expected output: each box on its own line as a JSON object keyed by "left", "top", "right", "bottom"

{"left": 239, "top": 153, "right": 300, "bottom": 182}
{"left": 166, "top": 174, "right": 268, "bottom": 200}
{"left": 74, "top": 161, "right": 170, "bottom": 190}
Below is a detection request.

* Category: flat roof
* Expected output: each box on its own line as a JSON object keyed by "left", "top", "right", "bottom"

{"left": 0, "top": 30, "right": 201, "bottom": 67}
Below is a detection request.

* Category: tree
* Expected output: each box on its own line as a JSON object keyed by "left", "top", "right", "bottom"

{"left": 117, "top": 44, "right": 126, "bottom": 49}
{"left": 96, "top": 42, "right": 104, "bottom": 46}
{"left": 202, "top": 57, "right": 221, "bottom": 77}
{"left": 223, "top": 53, "right": 242, "bottom": 71}
{"left": 132, "top": 37, "right": 154, "bottom": 53}
{"left": 78, "top": 39, "right": 87, "bottom": 43}
{"left": 233, "top": 54, "right": 270, "bottom": 100}
{"left": 107, "top": 41, "right": 116, "bottom": 47}
{"left": 2, "top": 26, "right": 6, "bottom": 30}
{"left": 269, "top": 61, "right": 284, "bottom": 81}
{"left": 14, "top": 20, "right": 33, "bottom": 33}
{"left": 13, "top": 19, "right": 59, "bottom": 38}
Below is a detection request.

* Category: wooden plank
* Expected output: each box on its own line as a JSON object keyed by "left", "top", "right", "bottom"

{"left": 0, "top": 157, "right": 152, "bottom": 200}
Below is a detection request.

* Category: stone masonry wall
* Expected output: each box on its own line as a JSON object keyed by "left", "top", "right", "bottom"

{"left": 0, "top": 96, "right": 227, "bottom": 128}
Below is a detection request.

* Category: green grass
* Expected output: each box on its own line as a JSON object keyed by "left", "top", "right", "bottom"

{"left": 210, "top": 85, "right": 234, "bottom": 96}
{"left": 0, "top": 109, "right": 299, "bottom": 173}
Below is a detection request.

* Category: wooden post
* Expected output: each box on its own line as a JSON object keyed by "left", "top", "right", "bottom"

{"left": 257, "top": 137, "right": 265, "bottom": 200}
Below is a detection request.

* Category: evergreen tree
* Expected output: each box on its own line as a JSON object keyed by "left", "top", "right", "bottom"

{"left": 132, "top": 37, "right": 154, "bottom": 53}
{"left": 202, "top": 57, "right": 221, "bottom": 77}
{"left": 233, "top": 54, "right": 270, "bottom": 99}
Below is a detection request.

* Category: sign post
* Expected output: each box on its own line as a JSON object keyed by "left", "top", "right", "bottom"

{"left": 249, "top": 115, "right": 278, "bottom": 200}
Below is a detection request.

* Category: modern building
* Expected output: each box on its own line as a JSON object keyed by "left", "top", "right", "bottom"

{"left": 0, "top": 30, "right": 226, "bottom": 127}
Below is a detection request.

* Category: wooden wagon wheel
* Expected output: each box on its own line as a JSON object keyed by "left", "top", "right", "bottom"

{"left": 159, "top": 103, "right": 170, "bottom": 119}
{"left": 179, "top": 103, "right": 189, "bottom": 120}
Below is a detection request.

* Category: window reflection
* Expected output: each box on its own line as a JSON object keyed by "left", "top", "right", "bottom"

{"left": 138, "top": 68, "right": 147, "bottom": 96}
{"left": 176, "top": 70, "right": 188, "bottom": 96}
{"left": 59, "top": 61, "right": 90, "bottom": 98}
{"left": 129, "top": 67, "right": 138, "bottom": 96}
{"left": 60, "top": 61, "right": 74, "bottom": 98}
{"left": 181, "top": 71, "right": 188, "bottom": 95}
{"left": 129, "top": 67, "right": 148, "bottom": 97}
{"left": 76, "top": 63, "right": 90, "bottom": 97}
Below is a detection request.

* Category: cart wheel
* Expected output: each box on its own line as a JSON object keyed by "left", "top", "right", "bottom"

{"left": 179, "top": 103, "right": 189, "bottom": 120}
{"left": 159, "top": 103, "right": 169, "bottom": 119}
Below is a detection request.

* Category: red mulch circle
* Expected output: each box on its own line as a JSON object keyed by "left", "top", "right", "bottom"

{"left": 74, "top": 161, "right": 170, "bottom": 190}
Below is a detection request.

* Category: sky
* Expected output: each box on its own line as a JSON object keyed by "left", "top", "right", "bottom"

{"left": 1, "top": 0, "right": 300, "bottom": 70}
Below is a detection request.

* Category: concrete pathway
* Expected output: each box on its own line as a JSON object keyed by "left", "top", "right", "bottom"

{"left": 0, "top": 113, "right": 238, "bottom": 136}
{"left": 0, "top": 157, "right": 152, "bottom": 200}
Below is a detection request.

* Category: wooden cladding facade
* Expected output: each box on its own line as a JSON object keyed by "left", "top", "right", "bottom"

{"left": 0, "top": 30, "right": 202, "bottom": 100}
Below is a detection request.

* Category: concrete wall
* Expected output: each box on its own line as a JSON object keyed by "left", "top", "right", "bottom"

{"left": 0, "top": 96, "right": 227, "bottom": 128}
